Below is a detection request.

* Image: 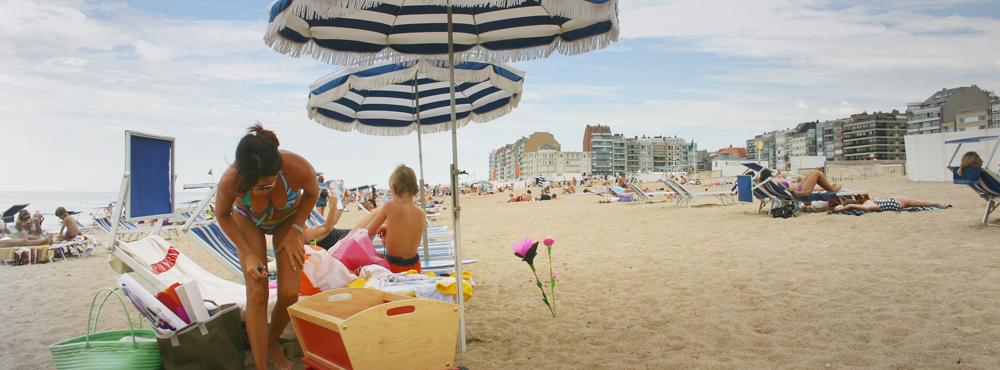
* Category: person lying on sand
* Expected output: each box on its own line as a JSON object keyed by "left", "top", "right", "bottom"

{"left": 834, "top": 197, "right": 949, "bottom": 212}
{"left": 55, "top": 207, "right": 82, "bottom": 241}
{"left": 507, "top": 191, "right": 533, "bottom": 203}
{"left": 759, "top": 168, "right": 841, "bottom": 195}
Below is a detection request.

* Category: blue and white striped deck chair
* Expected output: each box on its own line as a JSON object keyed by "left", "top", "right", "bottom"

{"left": 946, "top": 135, "right": 1000, "bottom": 226}
{"left": 305, "top": 210, "right": 326, "bottom": 228}
{"left": 186, "top": 221, "right": 245, "bottom": 281}
{"left": 949, "top": 166, "right": 1000, "bottom": 226}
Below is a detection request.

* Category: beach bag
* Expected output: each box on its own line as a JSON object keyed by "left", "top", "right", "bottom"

{"left": 331, "top": 229, "right": 389, "bottom": 273}
{"left": 771, "top": 204, "right": 795, "bottom": 219}
{"left": 49, "top": 288, "right": 162, "bottom": 370}
{"left": 15, "top": 247, "right": 37, "bottom": 265}
{"left": 156, "top": 302, "right": 242, "bottom": 370}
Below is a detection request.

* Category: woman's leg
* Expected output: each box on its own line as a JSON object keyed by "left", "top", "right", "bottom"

{"left": 796, "top": 170, "right": 841, "bottom": 194}
{"left": 892, "top": 196, "right": 948, "bottom": 208}
{"left": 268, "top": 224, "right": 303, "bottom": 370}
{"left": 232, "top": 213, "right": 271, "bottom": 370}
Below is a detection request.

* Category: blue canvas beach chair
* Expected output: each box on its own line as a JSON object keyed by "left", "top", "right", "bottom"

{"left": 945, "top": 135, "right": 1000, "bottom": 226}
{"left": 1, "top": 204, "right": 29, "bottom": 235}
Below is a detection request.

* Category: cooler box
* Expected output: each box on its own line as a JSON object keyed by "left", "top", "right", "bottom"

{"left": 288, "top": 288, "right": 461, "bottom": 370}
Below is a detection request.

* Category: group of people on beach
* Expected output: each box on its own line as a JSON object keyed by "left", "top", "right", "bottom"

{"left": 756, "top": 166, "right": 948, "bottom": 212}
{"left": 0, "top": 207, "right": 85, "bottom": 248}
{"left": 214, "top": 123, "right": 430, "bottom": 370}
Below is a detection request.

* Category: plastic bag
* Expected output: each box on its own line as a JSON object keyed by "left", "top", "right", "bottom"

{"left": 331, "top": 229, "right": 389, "bottom": 273}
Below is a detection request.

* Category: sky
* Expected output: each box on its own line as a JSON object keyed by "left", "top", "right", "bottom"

{"left": 2, "top": 0, "right": 999, "bottom": 193}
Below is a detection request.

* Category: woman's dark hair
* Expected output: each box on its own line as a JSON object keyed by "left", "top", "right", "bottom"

{"left": 758, "top": 168, "right": 772, "bottom": 181}
{"left": 234, "top": 123, "right": 283, "bottom": 193}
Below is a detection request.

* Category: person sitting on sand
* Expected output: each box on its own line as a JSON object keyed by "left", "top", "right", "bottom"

{"left": 362, "top": 164, "right": 426, "bottom": 273}
{"left": 0, "top": 235, "right": 53, "bottom": 248}
{"left": 15, "top": 210, "right": 42, "bottom": 237}
{"left": 561, "top": 184, "right": 576, "bottom": 194}
{"left": 834, "top": 196, "right": 949, "bottom": 212}
{"left": 758, "top": 168, "right": 841, "bottom": 195}
{"left": 55, "top": 207, "right": 82, "bottom": 241}
{"left": 958, "top": 151, "right": 983, "bottom": 176}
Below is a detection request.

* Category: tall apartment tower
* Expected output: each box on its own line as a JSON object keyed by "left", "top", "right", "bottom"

{"left": 907, "top": 86, "right": 991, "bottom": 135}
{"left": 843, "top": 110, "right": 907, "bottom": 160}
{"left": 583, "top": 125, "right": 613, "bottom": 176}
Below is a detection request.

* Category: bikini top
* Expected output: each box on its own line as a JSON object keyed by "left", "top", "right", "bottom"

{"left": 241, "top": 172, "right": 299, "bottom": 225}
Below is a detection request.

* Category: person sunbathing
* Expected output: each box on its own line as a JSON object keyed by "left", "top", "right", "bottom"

{"left": 561, "top": 184, "right": 576, "bottom": 194}
{"left": 361, "top": 164, "right": 426, "bottom": 273}
{"left": 834, "top": 196, "right": 949, "bottom": 212}
{"left": 14, "top": 210, "right": 42, "bottom": 237}
{"left": 0, "top": 235, "right": 53, "bottom": 248}
{"left": 507, "top": 191, "right": 532, "bottom": 203}
{"left": 958, "top": 151, "right": 983, "bottom": 176}
{"left": 55, "top": 207, "right": 82, "bottom": 241}
{"left": 758, "top": 168, "right": 840, "bottom": 195}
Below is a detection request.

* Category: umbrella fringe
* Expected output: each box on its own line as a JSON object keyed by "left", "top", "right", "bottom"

{"left": 288, "top": 0, "right": 385, "bottom": 19}
{"left": 488, "top": 73, "right": 523, "bottom": 94}
{"left": 556, "top": 26, "right": 619, "bottom": 56}
{"left": 539, "top": 0, "right": 619, "bottom": 22}
{"left": 470, "top": 102, "right": 516, "bottom": 123}
{"left": 311, "top": 109, "right": 490, "bottom": 137}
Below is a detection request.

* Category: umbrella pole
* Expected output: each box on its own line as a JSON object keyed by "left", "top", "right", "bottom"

{"left": 446, "top": 2, "right": 467, "bottom": 353}
{"left": 413, "top": 78, "right": 431, "bottom": 265}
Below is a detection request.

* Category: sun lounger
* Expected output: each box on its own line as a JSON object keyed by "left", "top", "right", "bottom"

{"left": 666, "top": 179, "right": 736, "bottom": 207}
{"left": 624, "top": 182, "right": 673, "bottom": 205}
{"left": 949, "top": 166, "right": 1000, "bottom": 226}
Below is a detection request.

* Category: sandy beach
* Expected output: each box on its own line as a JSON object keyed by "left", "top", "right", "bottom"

{"left": 3, "top": 175, "right": 999, "bottom": 369}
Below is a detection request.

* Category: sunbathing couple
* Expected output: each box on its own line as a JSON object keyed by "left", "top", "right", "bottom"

{"left": 2, "top": 207, "right": 84, "bottom": 249}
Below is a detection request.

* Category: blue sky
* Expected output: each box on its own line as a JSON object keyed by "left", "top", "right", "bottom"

{"left": 2, "top": 0, "right": 999, "bottom": 192}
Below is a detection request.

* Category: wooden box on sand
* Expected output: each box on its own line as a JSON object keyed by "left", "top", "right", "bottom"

{"left": 288, "top": 288, "right": 461, "bottom": 370}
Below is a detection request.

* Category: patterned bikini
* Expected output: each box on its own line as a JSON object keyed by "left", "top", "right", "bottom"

{"left": 871, "top": 198, "right": 903, "bottom": 212}
{"left": 233, "top": 172, "right": 300, "bottom": 234}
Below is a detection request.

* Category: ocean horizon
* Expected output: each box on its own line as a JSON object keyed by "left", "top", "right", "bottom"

{"left": 0, "top": 190, "right": 210, "bottom": 232}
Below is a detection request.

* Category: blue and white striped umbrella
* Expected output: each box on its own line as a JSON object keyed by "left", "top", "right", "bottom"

{"left": 307, "top": 60, "right": 525, "bottom": 135}
{"left": 264, "top": 0, "right": 619, "bottom": 65}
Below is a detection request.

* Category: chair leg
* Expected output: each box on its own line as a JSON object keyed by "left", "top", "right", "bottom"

{"left": 985, "top": 199, "right": 1000, "bottom": 226}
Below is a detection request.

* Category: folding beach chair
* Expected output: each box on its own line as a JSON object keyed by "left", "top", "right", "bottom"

{"left": 624, "top": 182, "right": 674, "bottom": 205}
{"left": 945, "top": 135, "right": 1000, "bottom": 226}
{"left": 667, "top": 180, "right": 736, "bottom": 207}
{"left": 1, "top": 204, "right": 29, "bottom": 235}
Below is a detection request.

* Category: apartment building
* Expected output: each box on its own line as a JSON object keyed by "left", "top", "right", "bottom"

{"left": 842, "top": 110, "right": 907, "bottom": 161}
{"left": 583, "top": 125, "right": 613, "bottom": 176}
{"left": 489, "top": 132, "right": 592, "bottom": 180}
{"left": 816, "top": 119, "right": 847, "bottom": 161}
{"left": 907, "top": 86, "right": 991, "bottom": 135}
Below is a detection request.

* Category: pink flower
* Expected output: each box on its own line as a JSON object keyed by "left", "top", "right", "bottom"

{"left": 552, "top": 270, "right": 558, "bottom": 279}
{"left": 511, "top": 236, "right": 534, "bottom": 258}
{"left": 543, "top": 237, "right": 555, "bottom": 247}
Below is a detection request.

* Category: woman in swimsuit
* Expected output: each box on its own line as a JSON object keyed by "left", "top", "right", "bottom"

{"left": 834, "top": 196, "right": 949, "bottom": 212}
{"left": 15, "top": 210, "right": 42, "bottom": 237}
{"left": 758, "top": 168, "right": 841, "bottom": 195}
{"left": 215, "top": 123, "right": 319, "bottom": 370}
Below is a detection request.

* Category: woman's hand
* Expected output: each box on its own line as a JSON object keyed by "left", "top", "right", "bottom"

{"left": 277, "top": 227, "right": 306, "bottom": 271}
{"left": 244, "top": 253, "right": 269, "bottom": 281}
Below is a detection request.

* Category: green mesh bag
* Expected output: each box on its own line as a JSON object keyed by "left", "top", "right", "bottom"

{"left": 50, "top": 287, "right": 163, "bottom": 370}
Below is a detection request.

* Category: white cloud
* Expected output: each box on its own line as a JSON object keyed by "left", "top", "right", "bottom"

{"left": 795, "top": 99, "right": 809, "bottom": 109}
{"left": 819, "top": 101, "right": 855, "bottom": 115}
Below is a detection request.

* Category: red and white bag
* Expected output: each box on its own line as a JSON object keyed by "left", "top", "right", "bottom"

{"left": 15, "top": 247, "right": 37, "bottom": 265}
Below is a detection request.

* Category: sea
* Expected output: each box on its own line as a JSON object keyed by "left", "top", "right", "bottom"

{"left": 0, "top": 191, "right": 211, "bottom": 232}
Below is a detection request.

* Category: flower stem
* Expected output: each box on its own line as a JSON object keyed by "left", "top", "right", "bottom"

{"left": 529, "top": 264, "right": 554, "bottom": 317}
{"left": 547, "top": 245, "right": 556, "bottom": 318}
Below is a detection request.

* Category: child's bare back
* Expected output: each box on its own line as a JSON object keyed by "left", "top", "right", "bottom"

{"left": 380, "top": 196, "right": 425, "bottom": 259}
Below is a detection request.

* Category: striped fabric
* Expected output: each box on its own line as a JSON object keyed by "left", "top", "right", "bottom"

{"left": 308, "top": 60, "right": 524, "bottom": 135}
{"left": 265, "top": 0, "right": 619, "bottom": 65}
{"left": 187, "top": 222, "right": 245, "bottom": 281}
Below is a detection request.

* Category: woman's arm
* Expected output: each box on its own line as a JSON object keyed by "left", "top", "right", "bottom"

{"left": 215, "top": 168, "right": 268, "bottom": 281}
